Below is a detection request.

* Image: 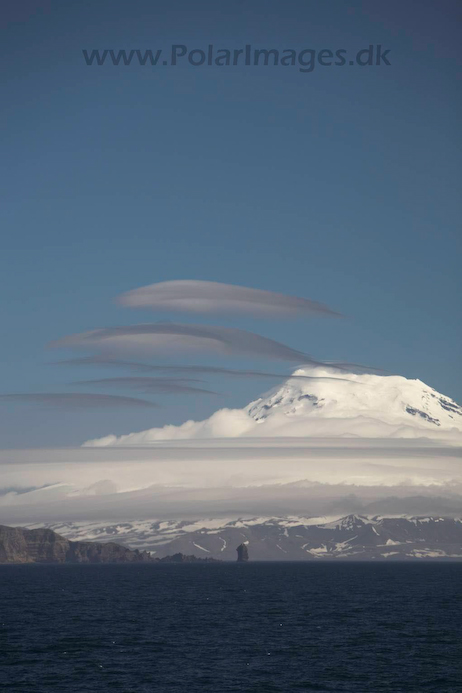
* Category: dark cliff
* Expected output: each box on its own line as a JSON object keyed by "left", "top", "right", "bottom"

{"left": 0, "top": 525, "right": 223, "bottom": 564}
{"left": 158, "top": 552, "right": 219, "bottom": 563}
{"left": 0, "top": 525, "right": 152, "bottom": 564}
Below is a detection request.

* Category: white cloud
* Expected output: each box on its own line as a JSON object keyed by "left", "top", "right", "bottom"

{"left": 0, "top": 441, "right": 460, "bottom": 523}
{"left": 57, "top": 357, "right": 372, "bottom": 379}
{"left": 2, "top": 369, "right": 460, "bottom": 524}
{"left": 50, "top": 322, "right": 312, "bottom": 362}
{"left": 117, "top": 280, "right": 342, "bottom": 318}
{"left": 0, "top": 393, "right": 157, "bottom": 409}
{"left": 85, "top": 408, "right": 256, "bottom": 446}
{"left": 72, "top": 377, "right": 220, "bottom": 396}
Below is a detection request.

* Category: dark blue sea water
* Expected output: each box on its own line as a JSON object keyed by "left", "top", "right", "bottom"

{"left": 1, "top": 563, "right": 461, "bottom": 692}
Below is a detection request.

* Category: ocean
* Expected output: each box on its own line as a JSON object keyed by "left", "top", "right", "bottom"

{"left": 1, "top": 563, "right": 461, "bottom": 692}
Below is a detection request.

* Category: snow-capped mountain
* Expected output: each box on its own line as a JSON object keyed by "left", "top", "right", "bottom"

{"left": 245, "top": 368, "right": 462, "bottom": 437}
{"left": 23, "top": 515, "right": 462, "bottom": 561}
{"left": 85, "top": 368, "right": 462, "bottom": 445}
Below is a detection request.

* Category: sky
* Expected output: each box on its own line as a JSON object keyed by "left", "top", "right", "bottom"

{"left": 1, "top": 0, "right": 461, "bottom": 449}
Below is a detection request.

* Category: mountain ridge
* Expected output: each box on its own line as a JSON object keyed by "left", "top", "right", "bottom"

{"left": 20, "top": 514, "right": 462, "bottom": 561}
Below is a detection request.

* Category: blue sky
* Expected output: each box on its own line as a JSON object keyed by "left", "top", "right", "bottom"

{"left": 1, "top": 0, "right": 461, "bottom": 447}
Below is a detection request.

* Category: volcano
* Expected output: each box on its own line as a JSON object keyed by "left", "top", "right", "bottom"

{"left": 86, "top": 368, "right": 462, "bottom": 446}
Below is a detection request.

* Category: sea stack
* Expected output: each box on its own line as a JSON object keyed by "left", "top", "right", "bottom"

{"left": 236, "top": 543, "right": 249, "bottom": 562}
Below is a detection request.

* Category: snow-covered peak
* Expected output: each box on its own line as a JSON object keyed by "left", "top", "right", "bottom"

{"left": 245, "top": 367, "right": 462, "bottom": 437}
{"left": 321, "top": 514, "right": 376, "bottom": 531}
{"left": 85, "top": 367, "right": 462, "bottom": 445}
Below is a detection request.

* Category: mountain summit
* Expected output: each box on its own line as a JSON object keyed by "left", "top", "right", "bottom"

{"left": 244, "top": 368, "right": 462, "bottom": 439}
{"left": 85, "top": 368, "right": 462, "bottom": 445}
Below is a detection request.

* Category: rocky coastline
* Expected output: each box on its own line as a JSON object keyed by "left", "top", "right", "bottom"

{"left": 0, "top": 525, "right": 220, "bottom": 565}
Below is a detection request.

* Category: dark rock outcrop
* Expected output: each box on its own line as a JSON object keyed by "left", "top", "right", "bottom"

{"left": 236, "top": 543, "right": 249, "bottom": 562}
{"left": 0, "top": 525, "right": 70, "bottom": 564}
{"left": 157, "top": 552, "right": 219, "bottom": 563}
{"left": 67, "top": 540, "right": 152, "bottom": 564}
{"left": 0, "top": 525, "right": 152, "bottom": 564}
{"left": 0, "top": 525, "right": 223, "bottom": 564}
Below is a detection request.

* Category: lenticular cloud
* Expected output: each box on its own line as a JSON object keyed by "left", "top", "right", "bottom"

{"left": 117, "top": 280, "right": 342, "bottom": 318}
{"left": 0, "top": 393, "right": 158, "bottom": 409}
{"left": 50, "top": 322, "right": 313, "bottom": 362}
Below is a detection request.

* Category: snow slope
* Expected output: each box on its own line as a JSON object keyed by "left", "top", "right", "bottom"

{"left": 245, "top": 368, "right": 462, "bottom": 437}
{"left": 85, "top": 367, "right": 462, "bottom": 446}
{"left": 22, "top": 515, "right": 462, "bottom": 560}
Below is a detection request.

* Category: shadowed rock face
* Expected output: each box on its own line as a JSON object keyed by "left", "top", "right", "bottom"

{"left": 157, "top": 552, "right": 219, "bottom": 563}
{"left": 236, "top": 543, "right": 249, "bottom": 562}
{"left": 0, "top": 526, "right": 69, "bottom": 564}
{"left": 0, "top": 525, "right": 221, "bottom": 564}
{"left": 0, "top": 525, "right": 152, "bottom": 564}
{"left": 67, "top": 540, "right": 152, "bottom": 564}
